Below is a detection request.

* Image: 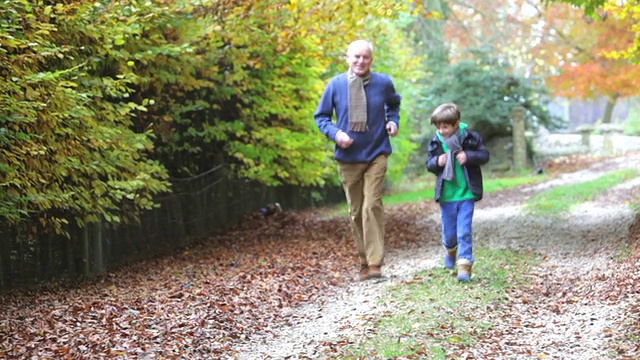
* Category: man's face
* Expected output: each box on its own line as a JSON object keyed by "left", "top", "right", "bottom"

{"left": 436, "top": 121, "right": 459, "bottom": 138}
{"left": 346, "top": 42, "right": 373, "bottom": 76}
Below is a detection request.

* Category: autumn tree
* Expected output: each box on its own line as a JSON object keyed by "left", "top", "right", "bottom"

{"left": 544, "top": 1, "right": 640, "bottom": 63}
{"left": 425, "top": 46, "right": 554, "bottom": 140}
{"left": 0, "top": 1, "right": 170, "bottom": 235}
{"left": 533, "top": 1, "right": 640, "bottom": 124}
{"left": 442, "top": 0, "right": 543, "bottom": 72}
{"left": 1, "top": 0, "right": 429, "bottom": 237}
{"left": 123, "top": 0, "right": 428, "bottom": 186}
{"left": 407, "top": 1, "right": 556, "bottom": 136}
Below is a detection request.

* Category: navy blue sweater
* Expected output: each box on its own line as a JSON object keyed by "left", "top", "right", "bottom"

{"left": 314, "top": 72, "right": 401, "bottom": 163}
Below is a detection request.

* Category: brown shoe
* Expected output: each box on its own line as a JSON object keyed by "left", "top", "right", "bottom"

{"left": 457, "top": 259, "right": 472, "bottom": 282}
{"left": 358, "top": 265, "right": 369, "bottom": 281}
{"left": 368, "top": 265, "right": 382, "bottom": 279}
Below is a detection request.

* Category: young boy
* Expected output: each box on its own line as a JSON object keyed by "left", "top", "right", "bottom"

{"left": 426, "top": 102, "right": 490, "bottom": 282}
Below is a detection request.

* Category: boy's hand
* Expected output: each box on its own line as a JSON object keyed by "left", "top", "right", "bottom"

{"left": 456, "top": 151, "right": 467, "bottom": 165}
{"left": 438, "top": 154, "right": 447, "bottom": 167}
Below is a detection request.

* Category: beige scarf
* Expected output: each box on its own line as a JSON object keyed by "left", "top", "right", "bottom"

{"left": 348, "top": 70, "right": 370, "bottom": 132}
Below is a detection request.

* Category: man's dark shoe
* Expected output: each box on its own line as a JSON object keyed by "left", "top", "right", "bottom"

{"left": 358, "top": 265, "right": 369, "bottom": 281}
{"left": 368, "top": 265, "right": 382, "bottom": 279}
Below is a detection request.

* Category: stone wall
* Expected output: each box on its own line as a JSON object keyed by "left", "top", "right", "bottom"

{"left": 485, "top": 125, "right": 640, "bottom": 172}
{"left": 529, "top": 125, "right": 640, "bottom": 163}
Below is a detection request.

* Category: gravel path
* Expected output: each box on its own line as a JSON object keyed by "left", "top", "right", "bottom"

{"left": 230, "top": 153, "right": 640, "bottom": 360}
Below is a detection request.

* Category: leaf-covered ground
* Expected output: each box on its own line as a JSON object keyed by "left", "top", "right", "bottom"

{"left": 1, "top": 153, "right": 639, "bottom": 359}
{"left": 0, "top": 196, "right": 436, "bottom": 358}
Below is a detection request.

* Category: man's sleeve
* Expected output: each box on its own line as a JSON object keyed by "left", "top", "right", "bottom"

{"left": 314, "top": 79, "right": 340, "bottom": 141}
{"left": 385, "top": 78, "right": 401, "bottom": 126}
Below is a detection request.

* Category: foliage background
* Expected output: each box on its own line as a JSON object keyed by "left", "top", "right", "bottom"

{"left": 0, "top": 0, "right": 428, "bottom": 236}
{"left": 4, "top": 0, "right": 639, "bottom": 247}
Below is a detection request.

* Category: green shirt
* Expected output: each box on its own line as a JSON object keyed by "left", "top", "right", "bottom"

{"left": 436, "top": 123, "right": 476, "bottom": 203}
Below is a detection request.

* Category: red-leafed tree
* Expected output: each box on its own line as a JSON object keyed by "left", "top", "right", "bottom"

{"left": 533, "top": 2, "right": 640, "bottom": 124}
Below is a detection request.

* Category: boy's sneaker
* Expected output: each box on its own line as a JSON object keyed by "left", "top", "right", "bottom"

{"left": 444, "top": 248, "right": 457, "bottom": 270}
{"left": 457, "top": 259, "right": 473, "bottom": 282}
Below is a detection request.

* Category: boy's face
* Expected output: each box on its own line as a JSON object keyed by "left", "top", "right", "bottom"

{"left": 436, "top": 120, "right": 459, "bottom": 138}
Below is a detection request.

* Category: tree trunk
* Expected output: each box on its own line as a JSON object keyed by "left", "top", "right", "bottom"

{"left": 511, "top": 106, "right": 527, "bottom": 171}
{"left": 93, "top": 222, "right": 105, "bottom": 275}
{"left": 66, "top": 231, "right": 76, "bottom": 275}
{"left": 82, "top": 225, "right": 90, "bottom": 277}
{"left": 0, "top": 229, "right": 9, "bottom": 288}
{"left": 602, "top": 95, "right": 618, "bottom": 124}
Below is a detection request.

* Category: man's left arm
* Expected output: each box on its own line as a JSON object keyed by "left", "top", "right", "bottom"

{"left": 384, "top": 79, "right": 401, "bottom": 136}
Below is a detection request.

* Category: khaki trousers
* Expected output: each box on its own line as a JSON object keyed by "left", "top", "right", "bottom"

{"left": 338, "top": 154, "right": 387, "bottom": 267}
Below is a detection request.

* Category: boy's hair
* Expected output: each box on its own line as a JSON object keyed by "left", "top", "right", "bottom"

{"left": 430, "top": 102, "right": 460, "bottom": 125}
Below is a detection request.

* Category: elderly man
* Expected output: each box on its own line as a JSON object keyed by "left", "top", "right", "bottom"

{"left": 314, "top": 39, "right": 402, "bottom": 281}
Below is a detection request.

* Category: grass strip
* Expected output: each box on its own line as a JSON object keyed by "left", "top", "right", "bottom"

{"left": 325, "top": 174, "right": 549, "bottom": 217}
{"left": 523, "top": 169, "right": 639, "bottom": 216}
{"left": 330, "top": 247, "right": 540, "bottom": 359}
{"left": 384, "top": 175, "right": 546, "bottom": 206}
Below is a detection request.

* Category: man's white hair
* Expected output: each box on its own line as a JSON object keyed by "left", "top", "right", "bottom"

{"left": 347, "top": 39, "right": 374, "bottom": 54}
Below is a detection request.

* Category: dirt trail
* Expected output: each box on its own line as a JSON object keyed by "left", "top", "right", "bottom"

{"left": 2, "top": 154, "right": 638, "bottom": 360}
{"left": 466, "top": 153, "right": 640, "bottom": 359}
{"left": 231, "top": 153, "right": 640, "bottom": 360}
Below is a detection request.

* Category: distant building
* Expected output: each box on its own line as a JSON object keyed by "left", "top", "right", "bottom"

{"left": 547, "top": 97, "right": 637, "bottom": 131}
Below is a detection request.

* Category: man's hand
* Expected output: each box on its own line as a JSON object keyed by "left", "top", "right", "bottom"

{"left": 335, "top": 130, "right": 354, "bottom": 149}
{"left": 386, "top": 122, "right": 398, "bottom": 137}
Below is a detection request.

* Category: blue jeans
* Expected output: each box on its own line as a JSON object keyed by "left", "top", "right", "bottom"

{"left": 440, "top": 200, "right": 475, "bottom": 263}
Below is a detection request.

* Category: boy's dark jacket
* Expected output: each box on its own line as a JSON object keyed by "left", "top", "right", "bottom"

{"left": 426, "top": 126, "right": 490, "bottom": 202}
